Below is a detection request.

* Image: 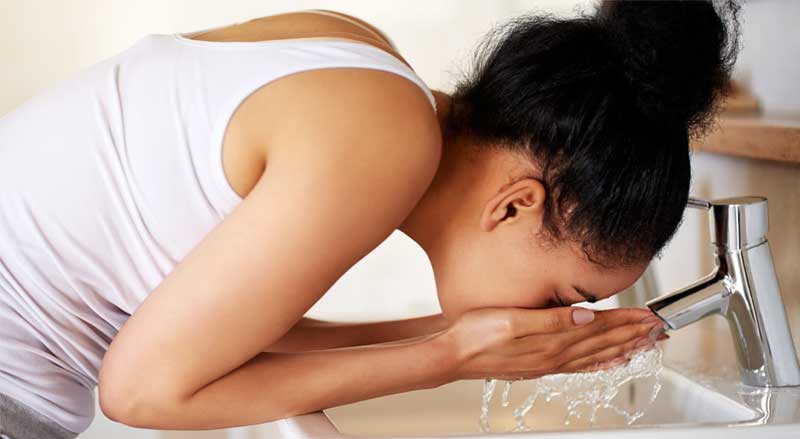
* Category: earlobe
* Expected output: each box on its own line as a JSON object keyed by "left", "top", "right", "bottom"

{"left": 480, "top": 178, "right": 547, "bottom": 231}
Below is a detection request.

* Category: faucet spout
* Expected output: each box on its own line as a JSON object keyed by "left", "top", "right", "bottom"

{"left": 646, "top": 270, "right": 730, "bottom": 331}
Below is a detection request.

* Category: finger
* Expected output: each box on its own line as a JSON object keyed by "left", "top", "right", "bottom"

{"left": 565, "top": 338, "right": 656, "bottom": 374}
{"left": 509, "top": 319, "right": 659, "bottom": 357}
{"left": 529, "top": 320, "right": 662, "bottom": 361}
{"left": 593, "top": 308, "right": 661, "bottom": 330}
{"left": 508, "top": 306, "right": 596, "bottom": 337}
{"left": 557, "top": 333, "right": 655, "bottom": 373}
{"left": 561, "top": 308, "right": 662, "bottom": 343}
{"left": 574, "top": 355, "right": 630, "bottom": 373}
{"left": 513, "top": 307, "right": 659, "bottom": 349}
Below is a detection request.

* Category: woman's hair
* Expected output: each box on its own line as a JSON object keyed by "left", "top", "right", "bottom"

{"left": 444, "top": 0, "right": 742, "bottom": 267}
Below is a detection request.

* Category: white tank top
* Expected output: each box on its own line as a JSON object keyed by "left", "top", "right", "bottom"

{"left": 0, "top": 25, "right": 437, "bottom": 434}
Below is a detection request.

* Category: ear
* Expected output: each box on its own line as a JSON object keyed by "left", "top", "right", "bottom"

{"left": 480, "top": 178, "right": 547, "bottom": 232}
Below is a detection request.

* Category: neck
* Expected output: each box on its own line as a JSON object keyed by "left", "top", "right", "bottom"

{"left": 398, "top": 89, "right": 474, "bottom": 263}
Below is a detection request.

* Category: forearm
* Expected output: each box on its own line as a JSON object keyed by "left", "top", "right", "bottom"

{"left": 263, "top": 313, "right": 450, "bottom": 353}
{"left": 124, "top": 332, "right": 453, "bottom": 430}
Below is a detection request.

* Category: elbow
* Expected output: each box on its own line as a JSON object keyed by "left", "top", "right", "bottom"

{"left": 98, "top": 374, "right": 185, "bottom": 428}
{"left": 98, "top": 358, "right": 140, "bottom": 424}
{"left": 99, "top": 380, "right": 153, "bottom": 427}
{"left": 98, "top": 350, "right": 193, "bottom": 427}
{"left": 98, "top": 381, "right": 135, "bottom": 425}
{"left": 99, "top": 345, "right": 194, "bottom": 427}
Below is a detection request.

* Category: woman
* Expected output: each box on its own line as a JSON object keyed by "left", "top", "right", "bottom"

{"left": 0, "top": 1, "right": 739, "bottom": 437}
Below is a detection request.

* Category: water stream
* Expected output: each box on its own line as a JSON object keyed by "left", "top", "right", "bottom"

{"left": 479, "top": 329, "right": 667, "bottom": 433}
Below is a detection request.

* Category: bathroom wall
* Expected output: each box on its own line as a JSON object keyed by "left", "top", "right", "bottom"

{"left": 1, "top": 1, "right": 797, "bottom": 438}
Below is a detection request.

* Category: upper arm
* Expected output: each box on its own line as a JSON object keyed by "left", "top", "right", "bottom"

{"left": 98, "top": 68, "right": 441, "bottom": 417}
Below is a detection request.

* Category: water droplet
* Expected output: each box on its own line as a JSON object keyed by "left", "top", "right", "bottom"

{"left": 479, "top": 345, "right": 664, "bottom": 432}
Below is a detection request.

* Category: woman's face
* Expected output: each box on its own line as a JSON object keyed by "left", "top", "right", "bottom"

{"left": 428, "top": 175, "right": 649, "bottom": 323}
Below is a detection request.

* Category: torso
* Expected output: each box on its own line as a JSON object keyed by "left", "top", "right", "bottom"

{"left": 181, "top": 10, "right": 420, "bottom": 201}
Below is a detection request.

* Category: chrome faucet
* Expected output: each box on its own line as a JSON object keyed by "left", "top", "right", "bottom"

{"left": 646, "top": 196, "right": 800, "bottom": 387}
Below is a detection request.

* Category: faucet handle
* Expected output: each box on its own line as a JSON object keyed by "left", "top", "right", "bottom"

{"left": 709, "top": 196, "right": 769, "bottom": 250}
{"left": 687, "top": 197, "right": 712, "bottom": 210}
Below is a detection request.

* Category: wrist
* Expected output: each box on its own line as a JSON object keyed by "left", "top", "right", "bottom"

{"left": 418, "top": 330, "right": 459, "bottom": 389}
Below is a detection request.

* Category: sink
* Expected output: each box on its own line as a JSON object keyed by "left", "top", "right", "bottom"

{"left": 321, "top": 367, "right": 755, "bottom": 436}
{"left": 276, "top": 322, "right": 800, "bottom": 438}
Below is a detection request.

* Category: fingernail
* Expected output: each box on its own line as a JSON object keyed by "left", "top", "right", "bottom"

{"left": 572, "top": 308, "right": 595, "bottom": 325}
{"left": 648, "top": 324, "right": 667, "bottom": 340}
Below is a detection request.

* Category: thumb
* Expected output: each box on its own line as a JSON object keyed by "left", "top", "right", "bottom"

{"left": 510, "top": 306, "right": 595, "bottom": 336}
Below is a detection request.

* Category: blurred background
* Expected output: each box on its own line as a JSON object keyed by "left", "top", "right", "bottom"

{"left": 1, "top": 0, "right": 798, "bottom": 437}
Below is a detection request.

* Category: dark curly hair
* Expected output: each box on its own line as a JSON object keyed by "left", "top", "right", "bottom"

{"left": 443, "top": 0, "right": 742, "bottom": 267}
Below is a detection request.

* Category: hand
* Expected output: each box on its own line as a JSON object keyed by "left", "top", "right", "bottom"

{"left": 574, "top": 322, "right": 669, "bottom": 373}
{"left": 437, "top": 306, "right": 667, "bottom": 381}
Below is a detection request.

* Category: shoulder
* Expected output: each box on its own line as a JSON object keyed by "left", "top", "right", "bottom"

{"left": 241, "top": 67, "right": 442, "bottom": 181}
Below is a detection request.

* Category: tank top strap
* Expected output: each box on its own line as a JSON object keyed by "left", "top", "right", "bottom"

{"left": 168, "top": 31, "right": 438, "bottom": 115}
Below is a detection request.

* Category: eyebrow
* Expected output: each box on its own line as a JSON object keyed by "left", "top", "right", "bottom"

{"left": 573, "top": 286, "right": 598, "bottom": 303}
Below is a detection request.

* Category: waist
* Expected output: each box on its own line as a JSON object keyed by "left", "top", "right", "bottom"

{"left": 0, "top": 260, "right": 104, "bottom": 435}
{"left": 0, "top": 366, "right": 92, "bottom": 436}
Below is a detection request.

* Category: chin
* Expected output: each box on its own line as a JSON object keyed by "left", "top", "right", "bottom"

{"left": 436, "top": 297, "right": 461, "bottom": 324}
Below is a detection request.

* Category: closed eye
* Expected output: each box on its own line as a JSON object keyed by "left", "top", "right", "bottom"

{"left": 572, "top": 286, "right": 598, "bottom": 303}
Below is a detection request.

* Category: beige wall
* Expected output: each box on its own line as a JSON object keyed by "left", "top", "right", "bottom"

{"left": 1, "top": 1, "right": 797, "bottom": 438}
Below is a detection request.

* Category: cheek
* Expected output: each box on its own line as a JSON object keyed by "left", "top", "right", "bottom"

{"left": 514, "top": 267, "right": 558, "bottom": 308}
{"left": 471, "top": 257, "right": 557, "bottom": 310}
{"left": 504, "top": 244, "right": 560, "bottom": 308}
{"left": 436, "top": 254, "right": 527, "bottom": 320}
{"left": 437, "top": 231, "right": 560, "bottom": 319}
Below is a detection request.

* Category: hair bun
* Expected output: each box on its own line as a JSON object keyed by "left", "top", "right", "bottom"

{"left": 596, "top": 0, "right": 741, "bottom": 136}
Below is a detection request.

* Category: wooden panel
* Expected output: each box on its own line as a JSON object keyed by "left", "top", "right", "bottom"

{"left": 691, "top": 113, "right": 800, "bottom": 164}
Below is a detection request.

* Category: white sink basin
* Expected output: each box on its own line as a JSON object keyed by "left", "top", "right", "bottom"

{"left": 320, "top": 367, "right": 755, "bottom": 436}
{"left": 276, "top": 323, "right": 800, "bottom": 438}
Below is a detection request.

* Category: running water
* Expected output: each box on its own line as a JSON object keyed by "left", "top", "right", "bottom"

{"left": 479, "top": 326, "right": 667, "bottom": 433}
